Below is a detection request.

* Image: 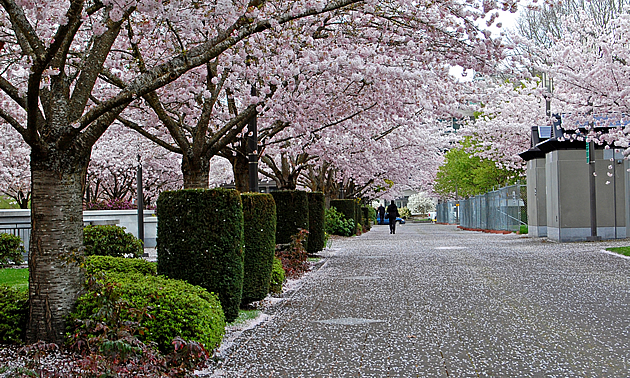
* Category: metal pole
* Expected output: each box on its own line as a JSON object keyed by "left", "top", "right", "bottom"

{"left": 614, "top": 157, "right": 617, "bottom": 239}
{"left": 137, "top": 155, "right": 144, "bottom": 243}
{"left": 247, "top": 85, "right": 259, "bottom": 193}
{"left": 587, "top": 141, "right": 600, "bottom": 241}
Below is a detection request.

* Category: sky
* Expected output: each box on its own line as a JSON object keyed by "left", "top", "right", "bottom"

{"left": 449, "top": 7, "right": 521, "bottom": 81}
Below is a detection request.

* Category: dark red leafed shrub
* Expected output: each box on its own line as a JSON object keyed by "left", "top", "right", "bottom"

{"left": 275, "top": 229, "right": 309, "bottom": 279}
{"left": 85, "top": 198, "right": 136, "bottom": 210}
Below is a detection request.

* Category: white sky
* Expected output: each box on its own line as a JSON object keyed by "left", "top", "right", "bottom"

{"left": 449, "top": 8, "right": 520, "bottom": 81}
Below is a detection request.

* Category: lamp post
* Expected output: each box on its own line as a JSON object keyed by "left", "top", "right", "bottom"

{"left": 137, "top": 154, "right": 144, "bottom": 244}
{"left": 248, "top": 85, "right": 259, "bottom": 193}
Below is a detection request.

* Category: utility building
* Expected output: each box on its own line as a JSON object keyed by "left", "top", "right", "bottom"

{"left": 520, "top": 117, "right": 627, "bottom": 242}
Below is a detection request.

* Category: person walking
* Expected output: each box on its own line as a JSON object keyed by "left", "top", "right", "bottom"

{"left": 377, "top": 204, "right": 386, "bottom": 225}
{"left": 386, "top": 200, "right": 399, "bottom": 234}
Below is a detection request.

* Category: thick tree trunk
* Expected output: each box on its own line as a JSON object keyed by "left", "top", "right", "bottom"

{"left": 232, "top": 153, "right": 249, "bottom": 193}
{"left": 182, "top": 155, "right": 210, "bottom": 189}
{"left": 27, "top": 162, "right": 87, "bottom": 344}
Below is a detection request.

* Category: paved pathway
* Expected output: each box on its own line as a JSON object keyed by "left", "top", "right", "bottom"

{"left": 211, "top": 223, "right": 630, "bottom": 377}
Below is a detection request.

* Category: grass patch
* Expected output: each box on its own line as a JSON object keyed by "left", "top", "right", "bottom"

{"left": 229, "top": 309, "right": 260, "bottom": 326}
{"left": 606, "top": 246, "right": 630, "bottom": 257}
{"left": 0, "top": 196, "right": 21, "bottom": 209}
{"left": 519, "top": 225, "right": 528, "bottom": 234}
{"left": 0, "top": 268, "right": 28, "bottom": 291}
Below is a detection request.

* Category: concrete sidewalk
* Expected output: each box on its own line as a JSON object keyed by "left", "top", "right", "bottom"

{"left": 209, "top": 223, "right": 630, "bottom": 377}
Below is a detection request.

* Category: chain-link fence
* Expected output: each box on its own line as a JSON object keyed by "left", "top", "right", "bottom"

{"left": 436, "top": 184, "right": 527, "bottom": 232}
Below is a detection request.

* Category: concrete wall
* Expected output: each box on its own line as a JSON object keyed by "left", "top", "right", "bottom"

{"left": 0, "top": 209, "right": 157, "bottom": 250}
{"left": 526, "top": 158, "right": 547, "bottom": 237}
{"left": 545, "top": 149, "right": 626, "bottom": 242}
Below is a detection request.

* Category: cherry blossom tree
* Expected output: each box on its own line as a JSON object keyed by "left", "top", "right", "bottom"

{"left": 459, "top": 78, "right": 546, "bottom": 172}
{"left": 0, "top": 124, "right": 30, "bottom": 208}
{"left": 107, "top": 0, "right": 515, "bottom": 193}
{"left": 86, "top": 124, "right": 183, "bottom": 208}
{"left": 0, "top": 0, "right": 401, "bottom": 343}
{"left": 531, "top": 11, "right": 630, "bottom": 151}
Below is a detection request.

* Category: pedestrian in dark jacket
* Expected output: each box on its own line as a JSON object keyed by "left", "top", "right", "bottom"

{"left": 386, "top": 200, "right": 399, "bottom": 234}
{"left": 377, "top": 204, "right": 385, "bottom": 225}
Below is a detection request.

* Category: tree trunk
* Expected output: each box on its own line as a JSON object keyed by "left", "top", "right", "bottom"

{"left": 231, "top": 152, "right": 249, "bottom": 193}
{"left": 27, "top": 158, "right": 87, "bottom": 344}
{"left": 182, "top": 155, "right": 210, "bottom": 189}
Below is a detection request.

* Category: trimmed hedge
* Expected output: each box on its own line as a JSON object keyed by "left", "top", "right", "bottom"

{"left": 156, "top": 189, "right": 244, "bottom": 323}
{"left": 70, "top": 272, "right": 225, "bottom": 352}
{"left": 271, "top": 190, "right": 309, "bottom": 247}
{"left": 362, "top": 207, "right": 371, "bottom": 231}
{"left": 241, "top": 193, "right": 276, "bottom": 305}
{"left": 269, "top": 256, "right": 285, "bottom": 294}
{"left": 0, "top": 233, "right": 24, "bottom": 266}
{"left": 0, "top": 284, "right": 28, "bottom": 344}
{"left": 84, "top": 255, "right": 157, "bottom": 276}
{"left": 307, "top": 192, "right": 325, "bottom": 255}
{"left": 330, "top": 199, "right": 359, "bottom": 232}
{"left": 83, "top": 225, "right": 143, "bottom": 258}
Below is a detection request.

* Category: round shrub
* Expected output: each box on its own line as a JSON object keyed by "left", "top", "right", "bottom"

{"left": 330, "top": 199, "right": 359, "bottom": 233}
{"left": 269, "top": 257, "right": 285, "bottom": 294}
{"left": 307, "top": 192, "right": 325, "bottom": 255}
{"left": 84, "top": 225, "right": 143, "bottom": 258}
{"left": 0, "top": 284, "right": 28, "bottom": 344}
{"left": 84, "top": 255, "right": 157, "bottom": 276}
{"left": 241, "top": 193, "right": 276, "bottom": 305}
{"left": 399, "top": 207, "right": 412, "bottom": 219}
{"left": 157, "top": 188, "right": 244, "bottom": 323}
{"left": 70, "top": 272, "right": 225, "bottom": 352}
{"left": 325, "top": 207, "right": 355, "bottom": 237}
{"left": 0, "top": 233, "right": 25, "bottom": 266}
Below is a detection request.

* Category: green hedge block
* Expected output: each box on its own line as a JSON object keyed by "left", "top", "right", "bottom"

{"left": 83, "top": 225, "right": 143, "bottom": 258}
{"left": 70, "top": 272, "right": 225, "bottom": 352}
{"left": 241, "top": 193, "right": 276, "bottom": 305}
{"left": 156, "top": 188, "right": 244, "bottom": 323}
{"left": 0, "top": 284, "right": 28, "bottom": 344}
{"left": 84, "top": 255, "right": 157, "bottom": 276}
{"left": 307, "top": 192, "right": 325, "bottom": 254}
{"left": 271, "top": 190, "right": 309, "bottom": 247}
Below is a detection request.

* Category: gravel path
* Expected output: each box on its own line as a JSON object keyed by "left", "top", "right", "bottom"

{"left": 209, "top": 223, "right": 630, "bottom": 377}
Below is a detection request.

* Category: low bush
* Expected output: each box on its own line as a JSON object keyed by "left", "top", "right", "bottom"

{"left": 269, "top": 257, "right": 285, "bottom": 294}
{"left": 84, "top": 255, "right": 157, "bottom": 276}
{"left": 0, "top": 284, "right": 28, "bottom": 344}
{"left": 84, "top": 225, "right": 143, "bottom": 258}
{"left": 330, "top": 199, "right": 359, "bottom": 233}
{"left": 399, "top": 207, "right": 411, "bottom": 219}
{"left": 0, "top": 233, "right": 25, "bottom": 266}
{"left": 324, "top": 207, "right": 356, "bottom": 237}
{"left": 275, "top": 229, "right": 309, "bottom": 279}
{"left": 69, "top": 272, "right": 225, "bottom": 353}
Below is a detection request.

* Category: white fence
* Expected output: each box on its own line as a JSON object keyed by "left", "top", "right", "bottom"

{"left": 0, "top": 209, "right": 157, "bottom": 252}
{"left": 436, "top": 184, "right": 527, "bottom": 232}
